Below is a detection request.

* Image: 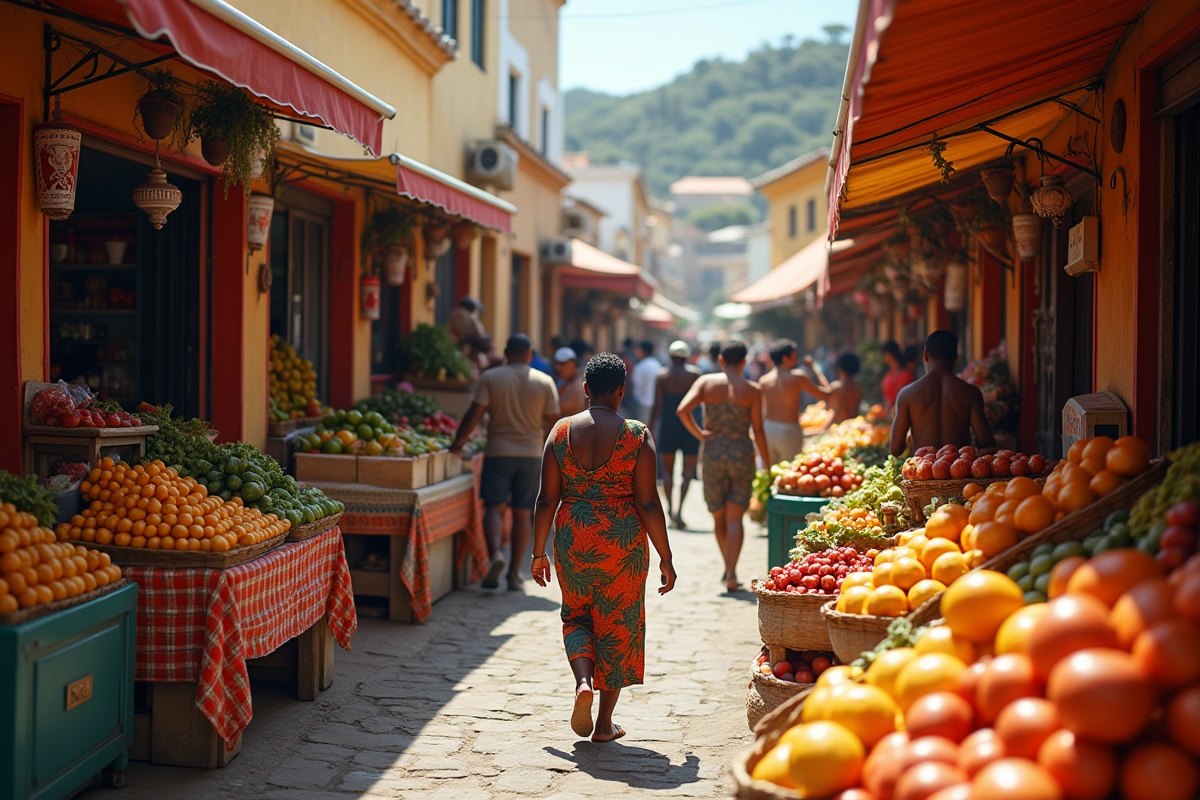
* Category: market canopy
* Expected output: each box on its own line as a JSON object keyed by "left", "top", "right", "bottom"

{"left": 639, "top": 303, "right": 675, "bottom": 329}
{"left": 828, "top": 0, "right": 1147, "bottom": 234}
{"left": 651, "top": 292, "right": 701, "bottom": 322}
{"left": 731, "top": 236, "right": 853, "bottom": 308}
{"left": 53, "top": 0, "right": 396, "bottom": 155}
{"left": 558, "top": 239, "right": 656, "bottom": 300}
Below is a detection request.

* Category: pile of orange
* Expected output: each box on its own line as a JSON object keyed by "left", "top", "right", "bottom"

{"left": 0, "top": 502, "right": 121, "bottom": 614}
{"left": 822, "top": 507, "right": 884, "bottom": 532}
{"left": 753, "top": 549, "right": 1200, "bottom": 800}
{"left": 54, "top": 458, "right": 289, "bottom": 553}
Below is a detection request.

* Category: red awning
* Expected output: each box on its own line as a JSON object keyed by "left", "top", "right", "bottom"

{"left": 392, "top": 155, "right": 515, "bottom": 233}
{"left": 558, "top": 239, "right": 656, "bottom": 299}
{"left": 732, "top": 236, "right": 852, "bottom": 307}
{"left": 53, "top": 0, "right": 395, "bottom": 155}
{"left": 827, "top": 0, "right": 1147, "bottom": 234}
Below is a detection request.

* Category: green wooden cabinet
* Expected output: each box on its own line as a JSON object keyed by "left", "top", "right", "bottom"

{"left": 0, "top": 583, "right": 137, "bottom": 800}
{"left": 765, "top": 493, "right": 828, "bottom": 571}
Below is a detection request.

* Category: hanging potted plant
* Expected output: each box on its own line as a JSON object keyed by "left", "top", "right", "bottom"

{"left": 133, "top": 69, "right": 187, "bottom": 145}
{"left": 451, "top": 220, "right": 476, "bottom": 250}
{"left": 969, "top": 191, "right": 1012, "bottom": 258}
{"left": 362, "top": 205, "right": 414, "bottom": 286}
{"left": 1011, "top": 192, "right": 1042, "bottom": 262}
{"left": 187, "top": 81, "right": 280, "bottom": 191}
{"left": 980, "top": 157, "right": 1016, "bottom": 204}
{"left": 422, "top": 219, "right": 453, "bottom": 261}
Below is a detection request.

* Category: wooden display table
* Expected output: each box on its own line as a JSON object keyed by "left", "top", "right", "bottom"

{"left": 312, "top": 472, "right": 488, "bottom": 623}
{"left": 120, "top": 528, "right": 355, "bottom": 768}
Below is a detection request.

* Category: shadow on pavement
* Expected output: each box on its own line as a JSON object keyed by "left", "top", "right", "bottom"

{"left": 544, "top": 744, "right": 702, "bottom": 789}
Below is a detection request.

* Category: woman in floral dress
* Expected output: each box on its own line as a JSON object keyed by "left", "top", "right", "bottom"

{"left": 531, "top": 353, "right": 676, "bottom": 742}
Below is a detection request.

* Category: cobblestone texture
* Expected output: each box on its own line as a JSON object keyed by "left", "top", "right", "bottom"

{"left": 79, "top": 487, "right": 766, "bottom": 799}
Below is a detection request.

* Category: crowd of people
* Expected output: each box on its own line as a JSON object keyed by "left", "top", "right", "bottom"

{"left": 445, "top": 316, "right": 995, "bottom": 742}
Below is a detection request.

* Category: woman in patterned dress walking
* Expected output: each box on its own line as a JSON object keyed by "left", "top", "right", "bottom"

{"left": 531, "top": 353, "right": 676, "bottom": 742}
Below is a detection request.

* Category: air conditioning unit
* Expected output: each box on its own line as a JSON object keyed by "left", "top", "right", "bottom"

{"left": 539, "top": 236, "right": 573, "bottom": 265}
{"left": 466, "top": 140, "right": 518, "bottom": 190}
{"left": 286, "top": 121, "right": 317, "bottom": 146}
{"left": 562, "top": 208, "right": 594, "bottom": 239}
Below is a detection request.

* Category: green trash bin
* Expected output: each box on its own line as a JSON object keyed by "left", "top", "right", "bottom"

{"left": 765, "top": 493, "right": 828, "bottom": 571}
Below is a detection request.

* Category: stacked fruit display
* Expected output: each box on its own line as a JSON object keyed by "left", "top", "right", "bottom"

{"left": 748, "top": 548, "right": 1200, "bottom": 800}
{"left": 903, "top": 445, "right": 1048, "bottom": 481}
{"left": 57, "top": 458, "right": 287, "bottom": 552}
{"left": 1129, "top": 440, "right": 1200, "bottom": 555}
{"left": 354, "top": 387, "right": 441, "bottom": 429}
{"left": 775, "top": 452, "right": 864, "bottom": 498}
{"left": 419, "top": 411, "right": 458, "bottom": 437}
{"left": 761, "top": 547, "right": 877, "bottom": 595}
{"left": 755, "top": 646, "right": 843, "bottom": 685}
{"left": 268, "top": 334, "right": 321, "bottom": 420}
{"left": 834, "top": 505, "right": 981, "bottom": 620}
{"left": 801, "top": 401, "right": 835, "bottom": 430}
{"left": 30, "top": 384, "right": 143, "bottom": 428}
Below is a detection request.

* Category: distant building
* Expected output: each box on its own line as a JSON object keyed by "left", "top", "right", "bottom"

{"left": 752, "top": 148, "right": 830, "bottom": 269}
{"left": 562, "top": 155, "right": 651, "bottom": 267}
{"left": 669, "top": 176, "right": 755, "bottom": 212}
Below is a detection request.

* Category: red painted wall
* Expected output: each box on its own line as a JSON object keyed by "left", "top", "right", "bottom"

{"left": 329, "top": 200, "right": 355, "bottom": 409}
{"left": 0, "top": 100, "right": 22, "bottom": 473}
{"left": 209, "top": 190, "right": 247, "bottom": 443}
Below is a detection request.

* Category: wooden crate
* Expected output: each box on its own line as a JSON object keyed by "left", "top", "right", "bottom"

{"left": 356, "top": 455, "right": 428, "bottom": 489}
{"left": 427, "top": 451, "right": 447, "bottom": 485}
{"left": 294, "top": 453, "right": 357, "bottom": 484}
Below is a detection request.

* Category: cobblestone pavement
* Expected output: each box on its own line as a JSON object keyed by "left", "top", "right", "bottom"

{"left": 82, "top": 485, "right": 767, "bottom": 799}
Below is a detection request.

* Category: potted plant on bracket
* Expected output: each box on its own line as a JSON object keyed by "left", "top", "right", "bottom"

{"left": 133, "top": 69, "right": 187, "bottom": 146}
{"left": 362, "top": 205, "right": 414, "bottom": 286}
{"left": 187, "top": 81, "right": 280, "bottom": 193}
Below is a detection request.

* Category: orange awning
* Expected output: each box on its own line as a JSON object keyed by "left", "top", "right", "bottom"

{"left": 559, "top": 239, "right": 656, "bottom": 299}
{"left": 732, "top": 236, "right": 851, "bottom": 308}
{"left": 829, "top": 0, "right": 1146, "bottom": 234}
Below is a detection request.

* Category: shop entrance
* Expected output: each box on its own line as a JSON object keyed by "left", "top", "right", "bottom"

{"left": 47, "top": 144, "right": 203, "bottom": 417}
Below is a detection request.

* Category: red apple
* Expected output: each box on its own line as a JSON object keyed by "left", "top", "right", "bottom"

{"left": 1009, "top": 459, "right": 1030, "bottom": 476}
{"left": 917, "top": 460, "right": 936, "bottom": 480}
{"left": 970, "top": 458, "right": 992, "bottom": 478}
{"left": 950, "top": 459, "right": 971, "bottom": 479}
{"left": 933, "top": 457, "right": 953, "bottom": 479}
{"left": 991, "top": 456, "right": 1011, "bottom": 476}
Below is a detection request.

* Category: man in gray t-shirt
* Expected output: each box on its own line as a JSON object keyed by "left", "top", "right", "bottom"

{"left": 450, "top": 333, "right": 560, "bottom": 590}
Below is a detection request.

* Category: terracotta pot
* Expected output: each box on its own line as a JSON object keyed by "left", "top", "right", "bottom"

{"left": 201, "top": 137, "right": 231, "bottom": 167}
{"left": 976, "top": 225, "right": 1007, "bottom": 256}
{"left": 950, "top": 201, "right": 977, "bottom": 231}
{"left": 1031, "top": 174, "right": 1073, "bottom": 227}
{"left": 384, "top": 245, "right": 409, "bottom": 285}
{"left": 33, "top": 122, "right": 81, "bottom": 220}
{"left": 1011, "top": 212, "right": 1041, "bottom": 261}
{"left": 451, "top": 221, "right": 475, "bottom": 250}
{"left": 138, "top": 97, "right": 180, "bottom": 141}
{"left": 981, "top": 166, "right": 1016, "bottom": 203}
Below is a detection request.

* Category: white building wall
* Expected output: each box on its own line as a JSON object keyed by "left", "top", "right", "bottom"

{"left": 746, "top": 224, "right": 772, "bottom": 284}
{"left": 564, "top": 178, "right": 633, "bottom": 256}
{"left": 497, "top": 0, "right": 531, "bottom": 139}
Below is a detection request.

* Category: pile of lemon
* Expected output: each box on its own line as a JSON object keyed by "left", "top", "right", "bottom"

{"left": 269, "top": 334, "right": 318, "bottom": 419}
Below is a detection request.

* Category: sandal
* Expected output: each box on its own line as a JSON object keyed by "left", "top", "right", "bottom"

{"left": 591, "top": 723, "right": 626, "bottom": 743}
{"left": 571, "top": 685, "right": 594, "bottom": 737}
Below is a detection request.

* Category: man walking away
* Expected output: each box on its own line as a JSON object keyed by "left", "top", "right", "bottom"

{"left": 450, "top": 334, "right": 561, "bottom": 590}
{"left": 759, "top": 339, "right": 831, "bottom": 465}
{"left": 889, "top": 330, "right": 996, "bottom": 456}
{"left": 630, "top": 340, "right": 660, "bottom": 423}
{"left": 650, "top": 340, "right": 701, "bottom": 528}
{"left": 554, "top": 347, "right": 586, "bottom": 417}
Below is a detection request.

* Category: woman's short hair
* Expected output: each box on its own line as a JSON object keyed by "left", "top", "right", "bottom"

{"left": 721, "top": 339, "right": 749, "bottom": 365}
{"left": 584, "top": 352, "right": 627, "bottom": 396}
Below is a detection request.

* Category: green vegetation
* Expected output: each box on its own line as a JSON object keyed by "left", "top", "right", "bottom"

{"left": 0, "top": 472, "right": 58, "bottom": 527}
{"left": 687, "top": 202, "right": 758, "bottom": 232}
{"left": 565, "top": 34, "right": 848, "bottom": 197}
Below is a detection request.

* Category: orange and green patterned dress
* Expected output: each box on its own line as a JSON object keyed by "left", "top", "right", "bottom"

{"left": 550, "top": 416, "right": 649, "bottom": 691}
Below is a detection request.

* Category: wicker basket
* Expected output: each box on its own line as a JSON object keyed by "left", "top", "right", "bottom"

{"left": 747, "top": 659, "right": 812, "bottom": 730}
{"left": 901, "top": 474, "right": 1011, "bottom": 522}
{"left": 734, "top": 689, "right": 812, "bottom": 799}
{"left": 819, "top": 600, "right": 893, "bottom": 663}
{"left": 757, "top": 588, "right": 833, "bottom": 652}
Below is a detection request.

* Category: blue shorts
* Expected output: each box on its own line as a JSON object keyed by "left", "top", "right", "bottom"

{"left": 480, "top": 457, "right": 541, "bottom": 511}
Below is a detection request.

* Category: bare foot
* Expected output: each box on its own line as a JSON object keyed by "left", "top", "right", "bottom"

{"left": 591, "top": 723, "right": 626, "bottom": 742}
{"left": 725, "top": 574, "right": 742, "bottom": 592}
{"left": 570, "top": 684, "right": 594, "bottom": 737}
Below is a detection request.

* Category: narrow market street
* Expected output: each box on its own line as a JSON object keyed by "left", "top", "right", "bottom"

{"left": 84, "top": 487, "right": 765, "bottom": 800}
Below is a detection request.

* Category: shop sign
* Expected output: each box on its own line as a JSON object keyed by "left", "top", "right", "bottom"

{"left": 1065, "top": 216, "right": 1099, "bottom": 276}
{"left": 361, "top": 275, "right": 381, "bottom": 321}
{"left": 34, "top": 122, "right": 82, "bottom": 220}
{"left": 247, "top": 194, "right": 275, "bottom": 251}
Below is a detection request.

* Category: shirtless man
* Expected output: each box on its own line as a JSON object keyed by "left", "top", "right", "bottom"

{"left": 759, "top": 339, "right": 831, "bottom": 465}
{"left": 554, "top": 347, "right": 586, "bottom": 417}
{"left": 817, "top": 352, "right": 865, "bottom": 423}
{"left": 650, "top": 340, "right": 702, "bottom": 528}
{"left": 676, "top": 340, "right": 770, "bottom": 592}
{"left": 889, "top": 330, "right": 996, "bottom": 457}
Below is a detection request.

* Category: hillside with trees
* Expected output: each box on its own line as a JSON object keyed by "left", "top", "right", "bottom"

{"left": 564, "top": 29, "right": 849, "bottom": 200}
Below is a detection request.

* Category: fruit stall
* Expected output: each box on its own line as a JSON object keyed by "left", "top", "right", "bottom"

{"left": 292, "top": 388, "right": 491, "bottom": 623}
{"left": 13, "top": 383, "right": 358, "bottom": 772}
{"left": 736, "top": 429, "right": 1200, "bottom": 800}
{"left": 0, "top": 472, "right": 137, "bottom": 799}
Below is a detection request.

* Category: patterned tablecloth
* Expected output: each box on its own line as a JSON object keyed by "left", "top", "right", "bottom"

{"left": 309, "top": 468, "right": 489, "bottom": 623}
{"left": 122, "top": 527, "right": 356, "bottom": 746}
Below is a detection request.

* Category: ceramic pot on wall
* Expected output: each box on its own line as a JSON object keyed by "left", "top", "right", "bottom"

{"left": 361, "top": 275, "right": 382, "bottom": 321}
{"left": 246, "top": 194, "right": 275, "bottom": 251}
{"left": 34, "top": 122, "right": 82, "bottom": 220}
{"left": 1011, "top": 213, "right": 1041, "bottom": 261}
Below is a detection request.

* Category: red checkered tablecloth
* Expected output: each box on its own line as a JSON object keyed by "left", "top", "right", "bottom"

{"left": 311, "top": 473, "right": 489, "bottom": 622}
{"left": 122, "top": 527, "right": 356, "bottom": 746}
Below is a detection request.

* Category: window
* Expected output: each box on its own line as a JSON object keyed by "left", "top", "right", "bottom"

{"left": 510, "top": 254, "right": 525, "bottom": 334}
{"left": 434, "top": 248, "right": 457, "bottom": 324}
{"left": 806, "top": 198, "right": 817, "bottom": 232}
{"left": 540, "top": 108, "right": 549, "bottom": 156}
{"left": 508, "top": 72, "right": 519, "bottom": 130}
{"left": 470, "top": 0, "right": 485, "bottom": 68}
{"left": 787, "top": 205, "right": 797, "bottom": 238}
{"left": 441, "top": 0, "right": 458, "bottom": 41}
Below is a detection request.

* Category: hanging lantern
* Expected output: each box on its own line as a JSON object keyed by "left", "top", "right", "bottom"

{"left": 34, "top": 122, "right": 82, "bottom": 220}
{"left": 1030, "top": 174, "right": 1073, "bottom": 227}
{"left": 246, "top": 194, "right": 274, "bottom": 251}
{"left": 132, "top": 158, "right": 182, "bottom": 230}
{"left": 944, "top": 262, "right": 968, "bottom": 311}
{"left": 1011, "top": 212, "right": 1041, "bottom": 261}
{"left": 360, "top": 275, "right": 381, "bottom": 321}
{"left": 384, "top": 245, "right": 409, "bottom": 286}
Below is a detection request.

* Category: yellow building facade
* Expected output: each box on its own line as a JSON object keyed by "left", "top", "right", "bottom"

{"left": 753, "top": 148, "right": 830, "bottom": 269}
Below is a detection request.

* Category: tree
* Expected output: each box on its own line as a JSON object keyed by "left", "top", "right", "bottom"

{"left": 823, "top": 24, "right": 849, "bottom": 45}
{"left": 687, "top": 203, "right": 758, "bottom": 232}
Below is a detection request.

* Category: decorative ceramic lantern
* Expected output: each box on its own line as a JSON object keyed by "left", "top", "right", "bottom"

{"left": 132, "top": 161, "right": 182, "bottom": 230}
{"left": 1011, "top": 212, "right": 1041, "bottom": 261}
{"left": 34, "top": 121, "right": 82, "bottom": 220}
{"left": 1031, "top": 174, "right": 1073, "bottom": 227}
{"left": 246, "top": 194, "right": 274, "bottom": 251}
{"left": 944, "top": 262, "right": 968, "bottom": 311}
{"left": 360, "top": 275, "right": 381, "bottom": 321}
{"left": 384, "top": 246, "right": 409, "bottom": 286}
